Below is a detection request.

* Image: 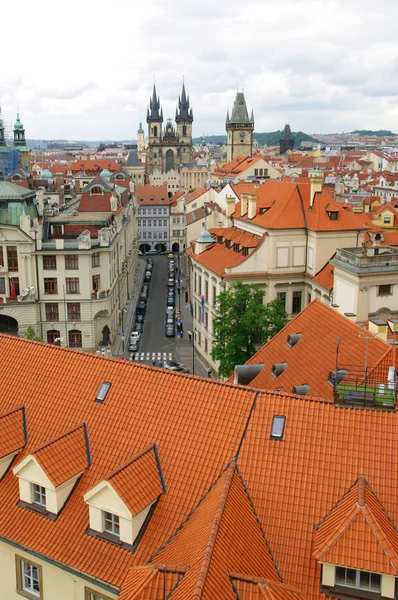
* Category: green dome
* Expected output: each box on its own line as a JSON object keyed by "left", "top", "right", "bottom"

{"left": 197, "top": 228, "right": 213, "bottom": 243}
{"left": 14, "top": 114, "right": 24, "bottom": 130}
{"left": 100, "top": 169, "right": 112, "bottom": 181}
{"left": 41, "top": 169, "right": 53, "bottom": 180}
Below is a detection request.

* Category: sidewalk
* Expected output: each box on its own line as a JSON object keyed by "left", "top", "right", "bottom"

{"left": 113, "top": 258, "right": 146, "bottom": 356}
{"left": 175, "top": 263, "right": 214, "bottom": 378}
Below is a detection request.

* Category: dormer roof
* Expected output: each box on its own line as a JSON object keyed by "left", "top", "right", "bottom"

{"left": 102, "top": 442, "right": 165, "bottom": 516}
{"left": 0, "top": 406, "right": 27, "bottom": 459}
{"left": 15, "top": 422, "right": 90, "bottom": 487}
{"left": 314, "top": 476, "right": 398, "bottom": 575}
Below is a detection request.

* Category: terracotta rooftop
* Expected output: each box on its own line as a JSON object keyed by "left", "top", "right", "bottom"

{"left": 136, "top": 185, "right": 170, "bottom": 205}
{"left": 0, "top": 407, "right": 26, "bottom": 460}
{"left": 312, "top": 257, "right": 335, "bottom": 291}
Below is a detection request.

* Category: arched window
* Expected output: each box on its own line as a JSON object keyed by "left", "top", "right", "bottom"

{"left": 166, "top": 149, "right": 174, "bottom": 172}
{"left": 182, "top": 125, "right": 187, "bottom": 137}
{"left": 47, "top": 330, "right": 61, "bottom": 345}
{"left": 69, "top": 330, "right": 82, "bottom": 348}
{"left": 153, "top": 126, "right": 158, "bottom": 137}
{"left": 91, "top": 186, "right": 103, "bottom": 195}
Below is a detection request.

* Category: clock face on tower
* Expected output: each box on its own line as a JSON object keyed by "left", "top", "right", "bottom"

{"left": 167, "top": 126, "right": 172, "bottom": 133}
{"left": 239, "top": 131, "right": 245, "bottom": 141}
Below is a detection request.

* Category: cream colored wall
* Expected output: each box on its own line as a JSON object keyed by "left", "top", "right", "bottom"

{"left": 368, "top": 278, "right": 398, "bottom": 315}
{"left": 0, "top": 541, "right": 118, "bottom": 600}
{"left": 87, "top": 483, "right": 131, "bottom": 519}
{"left": 308, "top": 230, "right": 364, "bottom": 276}
{"left": 382, "top": 574, "right": 395, "bottom": 598}
{"left": 0, "top": 452, "right": 18, "bottom": 480}
{"left": 333, "top": 271, "right": 360, "bottom": 317}
{"left": 321, "top": 563, "right": 335, "bottom": 586}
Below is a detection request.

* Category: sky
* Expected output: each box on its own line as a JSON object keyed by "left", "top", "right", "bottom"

{"left": 2, "top": 0, "right": 398, "bottom": 139}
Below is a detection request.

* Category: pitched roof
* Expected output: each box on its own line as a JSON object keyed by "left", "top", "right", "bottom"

{"left": 119, "top": 565, "right": 186, "bottom": 600}
{"left": 0, "top": 335, "right": 257, "bottom": 588}
{"left": 243, "top": 300, "right": 391, "bottom": 400}
{"left": 135, "top": 185, "right": 169, "bottom": 205}
{"left": 29, "top": 423, "right": 89, "bottom": 487}
{"left": 313, "top": 477, "right": 398, "bottom": 575}
{"left": 312, "top": 257, "right": 335, "bottom": 291}
{"left": 231, "top": 575, "right": 306, "bottom": 600}
{"left": 104, "top": 443, "right": 165, "bottom": 515}
{"left": 0, "top": 407, "right": 26, "bottom": 460}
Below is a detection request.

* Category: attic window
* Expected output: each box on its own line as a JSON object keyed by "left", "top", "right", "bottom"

{"left": 32, "top": 484, "right": 46, "bottom": 507}
{"left": 95, "top": 382, "right": 111, "bottom": 403}
{"left": 260, "top": 208, "right": 268, "bottom": 214}
{"left": 217, "top": 236, "right": 223, "bottom": 244}
{"left": 225, "top": 240, "right": 231, "bottom": 249}
{"left": 271, "top": 415, "right": 286, "bottom": 440}
{"left": 272, "top": 362, "right": 287, "bottom": 378}
{"left": 287, "top": 333, "right": 302, "bottom": 348}
{"left": 242, "top": 247, "right": 249, "bottom": 256}
{"left": 233, "top": 243, "right": 240, "bottom": 252}
{"left": 327, "top": 211, "right": 338, "bottom": 220}
{"left": 91, "top": 186, "right": 103, "bottom": 195}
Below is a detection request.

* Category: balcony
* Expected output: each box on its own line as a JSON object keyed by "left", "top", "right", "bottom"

{"left": 334, "top": 247, "right": 398, "bottom": 270}
{"left": 91, "top": 290, "right": 111, "bottom": 300}
{"left": 332, "top": 364, "right": 396, "bottom": 409}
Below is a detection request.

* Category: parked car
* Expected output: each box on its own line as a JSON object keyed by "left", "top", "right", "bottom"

{"left": 166, "top": 317, "right": 174, "bottom": 326}
{"left": 167, "top": 278, "right": 175, "bottom": 287}
{"left": 145, "top": 249, "right": 157, "bottom": 255}
{"left": 146, "top": 258, "right": 153, "bottom": 265}
{"left": 128, "top": 338, "right": 139, "bottom": 352}
{"left": 167, "top": 297, "right": 175, "bottom": 306}
{"left": 135, "top": 313, "right": 144, "bottom": 324}
{"left": 145, "top": 271, "right": 152, "bottom": 278}
{"left": 166, "top": 306, "right": 175, "bottom": 316}
{"left": 165, "top": 325, "right": 175, "bottom": 337}
{"left": 134, "top": 322, "right": 143, "bottom": 333}
{"left": 130, "top": 331, "right": 141, "bottom": 341}
{"left": 136, "top": 303, "right": 146, "bottom": 315}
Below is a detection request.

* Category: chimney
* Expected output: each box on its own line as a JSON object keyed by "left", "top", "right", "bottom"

{"left": 225, "top": 195, "right": 235, "bottom": 217}
{"left": 369, "top": 319, "right": 388, "bottom": 341}
{"left": 241, "top": 193, "right": 248, "bottom": 217}
{"left": 344, "top": 312, "right": 357, "bottom": 323}
{"left": 309, "top": 170, "right": 324, "bottom": 208}
{"left": 248, "top": 194, "right": 257, "bottom": 219}
{"left": 388, "top": 317, "right": 398, "bottom": 333}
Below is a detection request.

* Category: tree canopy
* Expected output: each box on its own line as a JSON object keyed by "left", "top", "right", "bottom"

{"left": 210, "top": 281, "right": 287, "bottom": 378}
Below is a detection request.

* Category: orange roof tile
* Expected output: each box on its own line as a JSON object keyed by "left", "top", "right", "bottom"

{"left": 314, "top": 477, "right": 398, "bottom": 575}
{"left": 231, "top": 575, "right": 305, "bottom": 600}
{"left": 104, "top": 443, "right": 165, "bottom": 515}
{"left": 0, "top": 407, "right": 26, "bottom": 460}
{"left": 312, "top": 257, "right": 335, "bottom": 291}
{"left": 135, "top": 185, "right": 170, "bottom": 205}
{"left": 120, "top": 565, "right": 186, "bottom": 600}
{"left": 30, "top": 423, "right": 89, "bottom": 487}
{"left": 243, "top": 300, "right": 390, "bottom": 400}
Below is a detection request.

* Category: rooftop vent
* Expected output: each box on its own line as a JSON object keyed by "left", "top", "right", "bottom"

{"left": 95, "top": 381, "right": 111, "bottom": 403}
{"left": 328, "top": 369, "right": 348, "bottom": 386}
{"left": 292, "top": 384, "right": 310, "bottom": 396}
{"left": 272, "top": 362, "right": 287, "bottom": 378}
{"left": 234, "top": 364, "right": 264, "bottom": 385}
{"left": 271, "top": 415, "right": 286, "bottom": 440}
{"left": 287, "top": 333, "right": 302, "bottom": 348}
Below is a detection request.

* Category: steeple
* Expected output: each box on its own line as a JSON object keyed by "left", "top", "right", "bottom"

{"left": 137, "top": 121, "right": 144, "bottom": 134}
{"left": 228, "top": 91, "right": 254, "bottom": 126}
{"left": 147, "top": 83, "right": 163, "bottom": 123}
{"left": 176, "top": 82, "right": 193, "bottom": 123}
{"left": 13, "top": 112, "right": 28, "bottom": 150}
{"left": 226, "top": 109, "right": 230, "bottom": 125}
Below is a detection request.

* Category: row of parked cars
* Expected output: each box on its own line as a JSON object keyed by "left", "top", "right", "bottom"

{"left": 165, "top": 257, "right": 176, "bottom": 337}
{"left": 129, "top": 257, "right": 153, "bottom": 352}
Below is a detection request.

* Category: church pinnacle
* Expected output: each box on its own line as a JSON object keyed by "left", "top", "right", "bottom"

{"left": 147, "top": 83, "right": 163, "bottom": 123}
{"left": 176, "top": 82, "right": 193, "bottom": 123}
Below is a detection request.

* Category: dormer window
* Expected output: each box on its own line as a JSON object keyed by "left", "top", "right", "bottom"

{"left": 335, "top": 568, "right": 381, "bottom": 592}
{"left": 104, "top": 511, "right": 120, "bottom": 538}
{"left": 91, "top": 186, "right": 103, "bottom": 195}
{"left": 327, "top": 210, "right": 338, "bottom": 220}
{"left": 233, "top": 243, "right": 240, "bottom": 253}
{"left": 32, "top": 484, "right": 46, "bottom": 507}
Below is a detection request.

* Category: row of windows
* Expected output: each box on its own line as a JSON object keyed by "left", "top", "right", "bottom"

{"left": 139, "top": 232, "right": 168, "bottom": 239}
{"left": 47, "top": 329, "right": 82, "bottom": 347}
{"left": 276, "top": 291, "right": 302, "bottom": 314}
{"left": 43, "top": 275, "right": 104, "bottom": 294}
{"left": 137, "top": 219, "right": 168, "bottom": 227}
{"left": 45, "top": 303, "right": 81, "bottom": 321}
{"left": 137, "top": 207, "right": 168, "bottom": 216}
{"left": 43, "top": 253, "right": 100, "bottom": 270}
{"left": 15, "top": 553, "right": 111, "bottom": 600}
{"left": 0, "top": 246, "right": 19, "bottom": 272}
{"left": 193, "top": 275, "right": 216, "bottom": 306}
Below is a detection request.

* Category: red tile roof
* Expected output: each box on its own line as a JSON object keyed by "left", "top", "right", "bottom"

{"left": 135, "top": 185, "right": 169, "bottom": 205}
{"left": 312, "top": 258, "right": 335, "bottom": 291}
{"left": 231, "top": 575, "right": 305, "bottom": 600}
{"left": 120, "top": 565, "right": 186, "bottom": 600}
{"left": 314, "top": 477, "right": 398, "bottom": 575}
{"left": 243, "top": 300, "right": 391, "bottom": 400}
{"left": 0, "top": 407, "right": 26, "bottom": 460}
{"left": 29, "top": 423, "right": 89, "bottom": 487}
{"left": 104, "top": 443, "right": 165, "bottom": 515}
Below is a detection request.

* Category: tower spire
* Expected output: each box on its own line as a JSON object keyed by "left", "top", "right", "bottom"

{"left": 147, "top": 83, "right": 163, "bottom": 123}
{"left": 176, "top": 81, "right": 193, "bottom": 123}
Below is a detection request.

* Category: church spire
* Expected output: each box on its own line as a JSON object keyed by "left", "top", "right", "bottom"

{"left": 176, "top": 82, "right": 193, "bottom": 123}
{"left": 229, "top": 90, "right": 254, "bottom": 126}
{"left": 147, "top": 83, "right": 163, "bottom": 123}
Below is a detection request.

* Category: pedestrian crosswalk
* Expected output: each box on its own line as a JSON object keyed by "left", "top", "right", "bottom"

{"left": 130, "top": 351, "right": 173, "bottom": 362}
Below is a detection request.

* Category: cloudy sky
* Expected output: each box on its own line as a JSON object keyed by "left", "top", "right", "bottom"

{"left": 1, "top": 0, "right": 398, "bottom": 139}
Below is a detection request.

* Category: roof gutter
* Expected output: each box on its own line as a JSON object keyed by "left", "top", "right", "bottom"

{"left": 0, "top": 536, "right": 120, "bottom": 596}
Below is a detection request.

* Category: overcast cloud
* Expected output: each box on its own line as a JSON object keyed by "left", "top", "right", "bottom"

{"left": 1, "top": 0, "right": 398, "bottom": 139}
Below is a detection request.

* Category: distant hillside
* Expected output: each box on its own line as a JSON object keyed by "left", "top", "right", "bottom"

{"left": 193, "top": 131, "right": 319, "bottom": 148}
{"left": 351, "top": 130, "right": 397, "bottom": 137}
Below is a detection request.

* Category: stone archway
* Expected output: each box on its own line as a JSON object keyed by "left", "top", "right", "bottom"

{"left": 155, "top": 243, "right": 166, "bottom": 254}
{"left": 172, "top": 243, "right": 180, "bottom": 253}
{"left": 94, "top": 309, "right": 110, "bottom": 349}
{"left": 165, "top": 149, "right": 174, "bottom": 172}
{"left": 0, "top": 315, "right": 18, "bottom": 334}
{"left": 139, "top": 243, "right": 150, "bottom": 254}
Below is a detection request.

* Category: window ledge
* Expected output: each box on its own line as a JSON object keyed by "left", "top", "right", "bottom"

{"left": 85, "top": 527, "right": 136, "bottom": 552}
{"left": 321, "top": 584, "right": 382, "bottom": 600}
{"left": 17, "top": 500, "right": 58, "bottom": 521}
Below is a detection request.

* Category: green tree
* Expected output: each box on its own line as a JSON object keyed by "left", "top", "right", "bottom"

{"left": 211, "top": 281, "right": 287, "bottom": 378}
{"left": 25, "top": 326, "right": 42, "bottom": 342}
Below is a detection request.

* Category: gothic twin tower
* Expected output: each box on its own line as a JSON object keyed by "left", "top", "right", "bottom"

{"left": 145, "top": 83, "right": 194, "bottom": 175}
{"left": 144, "top": 83, "right": 255, "bottom": 175}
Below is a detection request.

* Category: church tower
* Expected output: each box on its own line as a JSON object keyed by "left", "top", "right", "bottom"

{"left": 280, "top": 124, "right": 294, "bottom": 154}
{"left": 13, "top": 113, "right": 31, "bottom": 173}
{"left": 226, "top": 91, "right": 254, "bottom": 162}
{"left": 137, "top": 121, "right": 145, "bottom": 162}
{"left": 146, "top": 84, "right": 163, "bottom": 173}
{"left": 175, "top": 82, "right": 194, "bottom": 165}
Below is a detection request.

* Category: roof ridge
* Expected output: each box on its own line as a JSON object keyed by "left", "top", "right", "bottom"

{"left": 0, "top": 405, "right": 24, "bottom": 421}
{"left": 30, "top": 421, "right": 86, "bottom": 455}
{"left": 105, "top": 442, "right": 155, "bottom": 481}
{"left": 191, "top": 462, "right": 237, "bottom": 600}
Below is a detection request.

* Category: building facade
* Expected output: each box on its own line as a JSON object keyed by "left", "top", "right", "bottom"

{"left": 226, "top": 91, "right": 254, "bottom": 162}
{"left": 136, "top": 185, "right": 171, "bottom": 253}
{"left": 145, "top": 83, "right": 194, "bottom": 176}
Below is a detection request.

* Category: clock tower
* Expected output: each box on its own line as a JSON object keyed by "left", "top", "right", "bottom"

{"left": 226, "top": 91, "right": 254, "bottom": 162}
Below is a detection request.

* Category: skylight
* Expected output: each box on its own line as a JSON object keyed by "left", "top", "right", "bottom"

{"left": 271, "top": 415, "right": 286, "bottom": 440}
{"left": 95, "top": 382, "right": 111, "bottom": 403}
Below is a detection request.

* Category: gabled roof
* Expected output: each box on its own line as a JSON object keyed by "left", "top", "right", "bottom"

{"left": 119, "top": 565, "right": 187, "bottom": 600}
{"left": 27, "top": 422, "right": 89, "bottom": 487}
{"left": 140, "top": 462, "right": 289, "bottom": 599}
{"left": 231, "top": 574, "right": 306, "bottom": 600}
{"left": 314, "top": 477, "right": 398, "bottom": 575}
{"left": 0, "top": 407, "right": 26, "bottom": 459}
{"left": 136, "top": 185, "right": 169, "bottom": 205}
{"left": 243, "top": 300, "right": 390, "bottom": 400}
{"left": 312, "top": 257, "right": 335, "bottom": 291}
{"left": 103, "top": 443, "right": 165, "bottom": 515}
